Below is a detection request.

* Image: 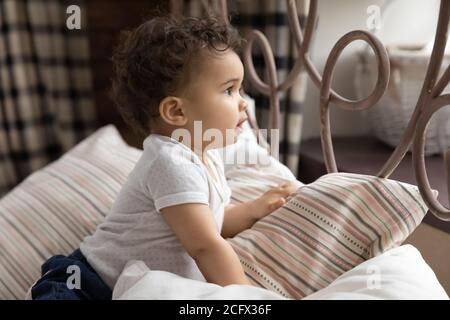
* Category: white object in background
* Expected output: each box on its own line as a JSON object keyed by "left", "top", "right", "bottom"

{"left": 356, "top": 0, "right": 450, "bottom": 156}
{"left": 355, "top": 46, "right": 450, "bottom": 155}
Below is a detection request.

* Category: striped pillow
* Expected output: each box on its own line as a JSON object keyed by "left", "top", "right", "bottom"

{"left": 0, "top": 125, "right": 141, "bottom": 299}
{"left": 0, "top": 124, "right": 431, "bottom": 300}
{"left": 0, "top": 121, "right": 295, "bottom": 300}
{"left": 228, "top": 172, "right": 431, "bottom": 299}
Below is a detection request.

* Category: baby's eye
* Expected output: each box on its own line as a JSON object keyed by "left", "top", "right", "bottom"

{"left": 224, "top": 87, "right": 233, "bottom": 96}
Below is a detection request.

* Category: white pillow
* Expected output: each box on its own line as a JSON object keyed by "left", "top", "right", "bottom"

{"left": 113, "top": 260, "right": 286, "bottom": 300}
{"left": 112, "top": 245, "right": 448, "bottom": 300}
{"left": 219, "top": 94, "right": 297, "bottom": 182}
{"left": 304, "top": 244, "right": 449, "bottom": 300}
{"left": 217, "top": 95, "right": 302, "bottom": 221}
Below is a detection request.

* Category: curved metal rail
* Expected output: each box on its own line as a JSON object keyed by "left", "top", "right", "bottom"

{"left": 171, "top": 0, "right": 450, "bottom": 221}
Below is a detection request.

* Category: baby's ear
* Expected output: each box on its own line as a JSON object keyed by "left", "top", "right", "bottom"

{"left": 158, "top": 96, "right": 187, "bottom": 126}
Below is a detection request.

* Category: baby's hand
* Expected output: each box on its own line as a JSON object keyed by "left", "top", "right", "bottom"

{"left": 252, "top": 181, "right": 301, "bottom": 219}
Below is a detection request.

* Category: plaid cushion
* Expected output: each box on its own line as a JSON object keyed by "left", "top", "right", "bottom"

{"left": 0, "top": 0, "right": 95, "bottom": 196}
{"left": 228, "top": 173, "right": 431, "bottom": 298}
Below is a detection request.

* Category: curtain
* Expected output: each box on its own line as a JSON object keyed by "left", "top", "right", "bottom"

{"left": 0, "top": 0, "right": 96, "bottom": 196}
{"left": 175, "top": 0, "right": 309, "bottom": 177}
{"left": 232, "top": 0, "right": 308, "bottom": 177}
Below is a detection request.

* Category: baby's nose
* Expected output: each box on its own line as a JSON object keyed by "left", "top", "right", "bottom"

{"left": 239, "top": 98, "right": 248, "bottom": 112}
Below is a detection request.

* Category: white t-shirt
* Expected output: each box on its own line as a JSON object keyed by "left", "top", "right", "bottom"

{"left": 80, "top": 133, "right": 232, "bottom": 289}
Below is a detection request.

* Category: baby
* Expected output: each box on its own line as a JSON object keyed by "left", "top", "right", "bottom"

{"left": 30, "top": 15, "right": 299, "bottom": 300}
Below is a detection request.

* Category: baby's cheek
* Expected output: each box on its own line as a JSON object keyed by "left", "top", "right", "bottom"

{"left": 212, "top": 112, "right": 234, "bottom": 129}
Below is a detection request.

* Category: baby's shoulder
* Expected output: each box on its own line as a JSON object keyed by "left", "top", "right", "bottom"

{"left": 141, "top": 134, "right": 204, "bottom": 173}
{"left": 136, "top": 135, "right": 210, "bottom": 196}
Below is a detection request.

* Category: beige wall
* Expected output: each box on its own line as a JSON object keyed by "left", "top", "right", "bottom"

{"left": 302, "top": 0, "right": 440, "bottom": 139}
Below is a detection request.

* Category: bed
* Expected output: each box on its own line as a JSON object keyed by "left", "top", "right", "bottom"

{"left": 0, "top": 0, "right": 449, "bottom": 300}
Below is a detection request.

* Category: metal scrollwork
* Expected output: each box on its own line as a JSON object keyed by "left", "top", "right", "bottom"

{"left": 170, "top": 0, "right": 450, "bottom": 221}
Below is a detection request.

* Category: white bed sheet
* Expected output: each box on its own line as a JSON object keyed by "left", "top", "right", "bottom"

{"left": 112, "top": 244, "right": 448, "bottom": 300}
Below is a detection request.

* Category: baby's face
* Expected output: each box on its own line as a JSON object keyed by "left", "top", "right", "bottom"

{"left": 180, "top": 49, "right": 248, "bottom": 151}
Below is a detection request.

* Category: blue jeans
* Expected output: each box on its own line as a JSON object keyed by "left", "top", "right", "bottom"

{"left": 31, "top": 249, "right": 112, "bottom": 300}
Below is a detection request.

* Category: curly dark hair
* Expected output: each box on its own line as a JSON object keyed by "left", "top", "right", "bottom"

{"left": 110, "top": 15, "right": 243, "bottom": 136}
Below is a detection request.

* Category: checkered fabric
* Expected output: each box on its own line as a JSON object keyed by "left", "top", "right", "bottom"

{"left": 232, "top": 0, "right": 308, "bottom": 177}
{"left": 181, "top": 0, "right": 309, "bottom": 177}
{"left": 0, "top": 0, "right": 96, "bottom": 197}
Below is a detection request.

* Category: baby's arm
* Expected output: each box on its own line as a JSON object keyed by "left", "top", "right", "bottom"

{"left": 161, "top": 203, "right": 250, "bottom": 286}
{"left": 222, "top": 181, "right": 301, "bottom": 238}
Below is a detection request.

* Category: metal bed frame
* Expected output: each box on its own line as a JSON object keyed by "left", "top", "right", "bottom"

{"left": 170, "top": 0, "right": 450, "bottom": 222}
